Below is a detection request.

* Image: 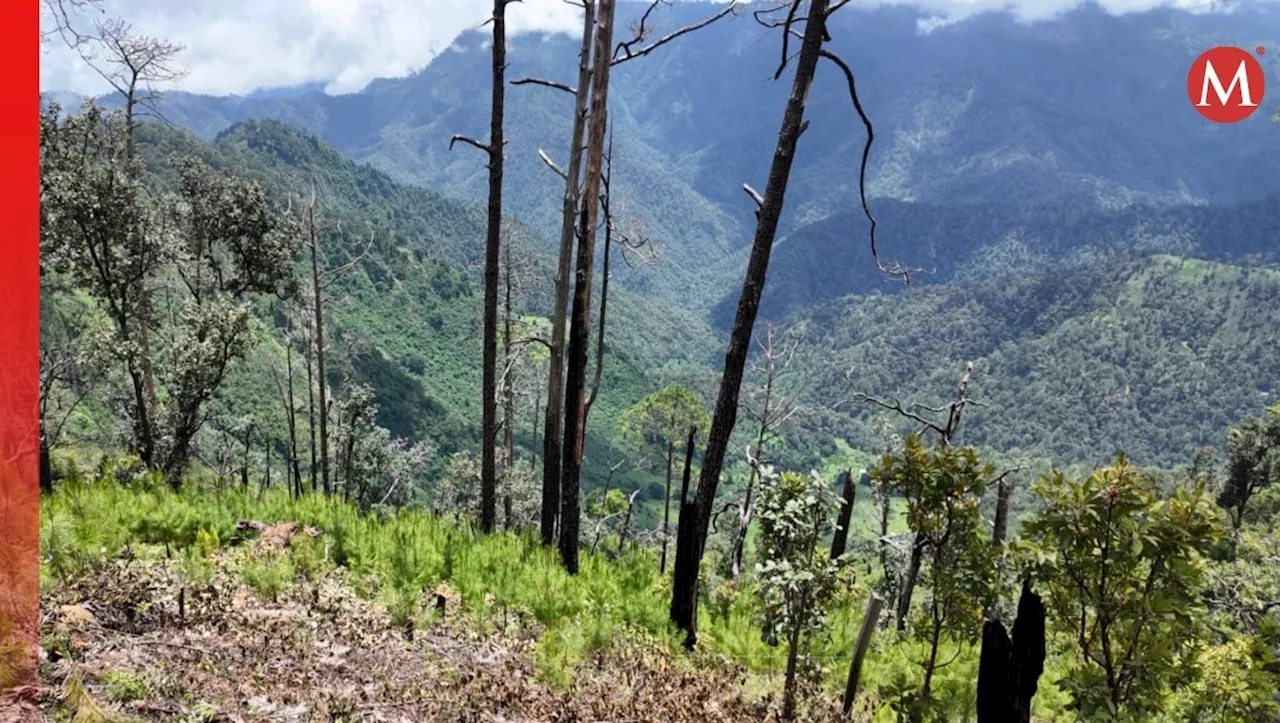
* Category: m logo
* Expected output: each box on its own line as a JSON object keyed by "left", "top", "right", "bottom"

{"left": 1187, "top": 46, "right": 1266, "bottom": 123}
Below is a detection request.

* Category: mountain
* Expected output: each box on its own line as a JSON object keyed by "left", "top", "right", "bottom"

{"left": 42, "top": 1, "right": 1280, "bottom": 476}
{"left": 729, "top": 190, "right": 1280, "bottom": 327}
{"left": 104, "top": 118, "right": 720, "bottom": 501}
{"left": 782, "top": 254, "right": 1280, "bottom": 469}
{"left": 76, "top": 2, "right": 1280, "bottom": 313}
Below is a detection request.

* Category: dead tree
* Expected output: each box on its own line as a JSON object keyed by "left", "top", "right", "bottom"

{"left": 842, "top": 592, "right": 885, "bottom": 715}
{"left": 616, "top": 488, "right": 643, "bottom": 557}
{"left": 297, "top": 189, "right": 373, "bottom": 495}
{"left": 498, "top": 232, "right": 539, "bottom": 528}
{"left": 40, "top": 0, "right": 103, "bottom": 50}
{"left": 713, "top": 323, "right": 802, "bottom": 581}
{"left": 298, "top": 311, "right": 319, "bottom": 491}
{"left": 670, "top": 424, "right": 701, "bottom": 646}
{"left": 515, "top": 0, "right": 740, "bottom": 550}
{"left": 583, "top": 127, "right": 656, "bottom": 424}
{"left": 843, "top": 362, "right": 1018, "bottom": 631}
{"left": 77, "top": 16, "right": 186, "bottom": 160}
{"left": 559, "top": 0, "right": 619, "bottom": 575}
{"left": 527, "top": 0, "right": 596, "bottom": 550}
{"left": 976, "top": 578, "right": 1046, "bottom": 723}
{"left": 830, "top": 469, "right": 857, "bottom": 560}
{"left": 269, "top": 328, "right": 304, "bottom": 497}
{"left": 449, "top": 0, "right": 520, "bottom": 534}
{"left": 670, "top": 0, "right": 895, "bottom": 644}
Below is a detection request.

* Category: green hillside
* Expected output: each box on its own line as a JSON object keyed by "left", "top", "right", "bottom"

{"left": 39, "top": 116, "right": 721, "bottom": 515}
{"left": 727, "top": 192, "right": 1280, "bottom": 327}
{"left": 780, "top": 255, "right": 1280, "bottom": 470}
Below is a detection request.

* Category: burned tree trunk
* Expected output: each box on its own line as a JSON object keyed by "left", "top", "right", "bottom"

{"left": 448, "top": 0, "right": 517, "bottom": 533}
{"left": 308, "top": 210, "right": 331, "bottom": 496}
{"left": 661, "top": 440, "right": 675, "bottom": 574}
{"left": 559, "top": 0, "right": 617, "bottom": 575}
{"left": 669, "top": 426, "right": 700, "bottom": 648}
{"left": 539, "top": 0, "right": 596, "bottom": 548}
{"left": 670, "top": 0, "right": 836, "bottom": 645}
{"left": 477, "top": 0, "right": 513, "bottom": 535}
{"left": 39, "top": 423, "right": 53, "bottom": 495}
{"left": 977, "top": 578, "right": 1046, "bottom": 723}
{"left": 831, "top": 469, "right": 857, "bottom": 560}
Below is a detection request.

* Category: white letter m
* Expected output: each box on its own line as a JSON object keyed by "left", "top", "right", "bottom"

{"left": 1197, "top": 59, "right": 1258, "bottom": 107}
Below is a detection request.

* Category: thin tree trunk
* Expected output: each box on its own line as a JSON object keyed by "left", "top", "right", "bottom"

{"left": 729, "top": 475, "right": 755, "bottom": 581}
{"left": 831, "top": 469, "right": 857, "bottom": 560}
{"left": 129, "top": 365, "right": 158, "bottom": 476}
{"left": 843, "top": 593, "right": 885, "bottom": 715}
{"left": 617, "top": 489, "right": 639, "bottom": 557}
{"left": 559, "top": 0, "right": 617, "bottom": 575}
{"left": 39, "top": 423, "right": 53, "bottom": 494}
{"left": 660, "top": 440, "right": 674, "bottom": 574}
{"left": 670, "top": 0, "right": 833, "bottom": 645}
{"left": 540, "top": 0, "right": 595, "bottom": 548}
{"left": 304, "top": 330, "right": 317, "bottom": 493}
{"left": 478, "top": 0, "right": 511, "bottom": 535}
{"left": 584, "top": 127, "right": 614, "bottom": 422}
{"left": 782, "top": 600, "right": 805, "bottom": 720}
{"left": 125, "top": 96, "right": 161, "bottom": 474}
{"left": 309, "top": 212, "right": 331, "bottom": 496}
{"left": 278, "top": 340, "right": 303, "bottom": 498}
{"left": 503, "top": 236, "right": 516, "bottom": 532}
{"left": 240, "top": 423, "right": 252, "bottom": 488}
{"left": 993, "top": 475, "right": 1012, "bottom": 548}
{"left": 897, "top": 533, "right": 924, "bottom": 631}
{"left": 987, "top": 474, "right": 1014, "bottom": 618}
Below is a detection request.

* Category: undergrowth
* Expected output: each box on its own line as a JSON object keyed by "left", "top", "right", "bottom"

{"left": 40, "top": 477, "right": 1071, "bottom": 721}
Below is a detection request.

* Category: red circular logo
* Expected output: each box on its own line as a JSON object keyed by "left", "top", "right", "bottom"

{"left": 1187, "top": 46, "right": 1266, "bottom": 123}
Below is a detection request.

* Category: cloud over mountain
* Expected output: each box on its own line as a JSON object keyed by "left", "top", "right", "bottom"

{"left": 39, "top": 0, "right": 1276, "bottom": 97}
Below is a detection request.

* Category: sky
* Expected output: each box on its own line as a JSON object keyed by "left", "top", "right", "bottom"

{"left": 38, "top": 0, "right": 1257, "bottom": 97}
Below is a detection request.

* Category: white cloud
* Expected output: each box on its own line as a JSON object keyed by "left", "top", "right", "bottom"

{"left": 38, "top": 0, "right": 1273, "bottom": 97}
{"left": 40, "top": 0, "right": 585, "bottom": 96}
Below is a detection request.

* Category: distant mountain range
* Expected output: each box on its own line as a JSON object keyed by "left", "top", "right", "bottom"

{"left": 40, "top": 1, "right": 1280, "bottom": 472}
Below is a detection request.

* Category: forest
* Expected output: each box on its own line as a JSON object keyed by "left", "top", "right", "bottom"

{"left": 27, "top": 0, "right": 1280, "bottom": 721}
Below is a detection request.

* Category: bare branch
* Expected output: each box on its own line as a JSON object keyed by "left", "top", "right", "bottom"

{"left": 320, "top": 231, "right": 376, "bottom": 287}
{"left": 449, "top": 134, "right": 492, "bottom": 155}
{"left": 742, "top": 183, "right": 765, "bottom": 212}
{"left": 772, "top": 0, "right": 805, "bottom": 80}
{"left": 818, "top": 48, "right": 919, "bottom": 284}
{"left": 511, "top": 77, "right": 576, "bottom": 95}
{"left": 538, "top": 149, "right": 568, "bottom": 181}
{"left": 613, "top": 0, "right": 743, "bottom": 66}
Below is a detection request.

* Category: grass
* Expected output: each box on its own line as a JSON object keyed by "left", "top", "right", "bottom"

{"left": 40, "top": 472, "right": 1080, "bottom": 721}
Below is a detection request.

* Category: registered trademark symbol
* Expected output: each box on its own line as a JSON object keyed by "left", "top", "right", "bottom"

{"left": 1258, "top": 46, "right": 1266, "bottom": 55}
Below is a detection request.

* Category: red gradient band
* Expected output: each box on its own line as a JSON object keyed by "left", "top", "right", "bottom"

{"left": 0, "top": 0, "right": 41, "bottom": 695}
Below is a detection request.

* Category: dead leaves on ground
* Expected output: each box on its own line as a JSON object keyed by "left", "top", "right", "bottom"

{"left": 36, "top": 547, "right": 839, "bottom": 722}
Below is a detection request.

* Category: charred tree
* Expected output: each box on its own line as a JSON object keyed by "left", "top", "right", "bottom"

{"left": 670, "top": 425, "right": 701, "bottom": 648}
{"left": 559, "top": 0, "right": 618, "bottom": 575}
{"left": 976, "top": 578, "right": 1046, "bottom": 723}
{"left": 535, "top": 0, "right": 595, "bottom": 548}
{"left": 515, "top": 0, "right": 737, "bottom": 549}
{"left": 670, "top": 0, "right": 888, "bottom": 644}
{"left": 449, "top": 0, "right": 518, "bottom": 534}
{"left": 831, "top": 469, "right": 857, "bottom": 560}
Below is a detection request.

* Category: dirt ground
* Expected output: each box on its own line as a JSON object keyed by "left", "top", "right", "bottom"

{"left": 31, "top": 547, "right": 848, "bottom": 723}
